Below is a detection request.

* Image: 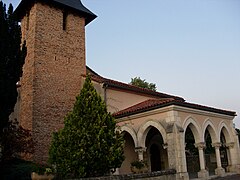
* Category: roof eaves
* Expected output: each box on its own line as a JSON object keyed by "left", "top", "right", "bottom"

{"left": 103, "top": 80, "right": 184, "bottom": 101}
{"left": 52, "top": 0, "right": 97, "bottom": 25}
{"left": 114, "top": 101, "right": 236, "bottom": 119}
{"left": 113, "top": 101, "right": 175, "bottom": 118}
{"left": 14, "top": 0, "right": 97, "bottom": 25}
{"left": 174, "top": 101, "right": 237, "bottom": 117}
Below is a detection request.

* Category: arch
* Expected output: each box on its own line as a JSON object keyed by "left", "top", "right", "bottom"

{"left": 202, "top": 119, "right": 218, "bottom": 143}
{"left": 120, "top": 125, "right": 137, "bottom": 147}
{"left": 218, "top": 122, "right": 233, "bottom": 143}
{"left": 137, "top": 120, "right": 167, "bottom": 148}
{"left": 183, "top": 117, "right": 201, "bottom": 143}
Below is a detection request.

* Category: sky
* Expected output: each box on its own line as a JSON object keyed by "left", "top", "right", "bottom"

{"left": 4, "top": 0, "right": 240, "bottom": 127}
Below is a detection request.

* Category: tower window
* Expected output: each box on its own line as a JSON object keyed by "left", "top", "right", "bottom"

{"left": 63, "top": 11, "right": 67, "bottom": 31}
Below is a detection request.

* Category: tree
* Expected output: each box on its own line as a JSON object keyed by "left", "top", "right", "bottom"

{"left": 0, "top": 119, "right": 33, "bottom": 161}
{"left": 0, "top": 2, "right": 26, "bottom": 132}
{"left": 49, "top": 75, "right": 124, "bottom": 178}
{"left": 130, "top": 77, "right": 157, "bottom": 91}
{"left": 0, "top": 2, "right": 28, "bottom": 164}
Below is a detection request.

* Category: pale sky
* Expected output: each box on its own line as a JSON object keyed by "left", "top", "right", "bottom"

{"left": 5, "top": 0, "right": 240, "bottom": 128}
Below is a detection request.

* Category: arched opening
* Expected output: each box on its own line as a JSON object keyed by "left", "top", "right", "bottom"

{"left": 204, "top": 128, "right": 217, "bottom": 175}
{"left": 220, "top": 131, "right": 229, "bottom": 171}
{"left": 145, "top": 126, "right": 168, "bottom": 172}
{"left": 119, "top": 132, "right": 137, "bottom": 174}
{"left": 185, "top": 126, "right": 199, "bottom": 179}
{"left": 150, "top": 144, "right": 161, "bottom": 171}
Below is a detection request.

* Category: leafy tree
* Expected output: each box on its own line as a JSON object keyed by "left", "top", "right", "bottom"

{"left": 0, "top": 2, "right": 26, "bottom": 132}
{"left": 0, "top": 119, "right": 33, "bottom": 162}
{"left": 49, "top": 75, "right": 124, "bottom": 178}
{"left": 130, "top": 77, "right": 157, "bottom": 91}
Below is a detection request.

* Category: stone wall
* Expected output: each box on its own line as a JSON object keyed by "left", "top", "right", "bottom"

{"left": 74, "top": 169, "right": 176, "bottom": 180}
{"left": 19, "top": 2, "right": 86, "bottom": 163}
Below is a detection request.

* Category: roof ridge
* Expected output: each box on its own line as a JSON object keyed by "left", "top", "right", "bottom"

{"left": 98, "top": 76, "right": 184, "bottom": 101}
{"left": 85, "top": 66, "right": 184, "bottom": 100}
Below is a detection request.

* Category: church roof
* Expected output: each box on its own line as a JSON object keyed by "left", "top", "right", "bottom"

{"left": 86, "top": 67, "right": 185, "bottom": 101}
{"left": 86, "top": 67, "right": 236, "bottom": 118}
{"left": 14, "top": 0, "right": 97, "bottom": 25}
{"left": 113, "top": 98, "right": 237, "bottom": 118}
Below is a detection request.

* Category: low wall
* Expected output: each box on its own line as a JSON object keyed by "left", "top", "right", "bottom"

{"left": 74, "top": 169, "right": 176, "bottom": 180}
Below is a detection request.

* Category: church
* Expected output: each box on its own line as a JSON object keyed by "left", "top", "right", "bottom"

{"left": 13, "top": 0, "right": 240, "bottom": 179}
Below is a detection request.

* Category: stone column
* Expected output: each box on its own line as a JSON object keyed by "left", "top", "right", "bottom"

{"left": 226, "top": 142, "right": 236, "bottom": 172}
{"left": 167, "top": 126, "right": 189, "bottom": 180}
{"left": 212, "top": 142, "right": 225, "bottom": 176}
{"left": 135, "top": 147, "right": 146, "bottom": 161}
{"left": 195, "top": 142, "right": 209, "bottom": 179}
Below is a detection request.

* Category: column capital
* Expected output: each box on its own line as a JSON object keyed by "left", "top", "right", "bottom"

{"left": 162, "top": 143, "right": 168, "bottom": 149}
{"left": 135, "top": 147, "right": 147, "bottom": 153}
{"left": 195, "top": 142, "right": 206, "bottom": 150}
{"left": 226, "top": 142, "right": 235, "bottom": 149}
{"left": 212, "top": 142, "right": 221, "bottom": 149}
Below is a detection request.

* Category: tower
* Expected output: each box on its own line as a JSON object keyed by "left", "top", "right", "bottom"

{"left": 14, "top": 0, "right": 96, "bottom": 163}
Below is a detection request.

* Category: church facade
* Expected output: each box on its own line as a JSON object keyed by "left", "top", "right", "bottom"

{"left": 13, "top": 1, "right": 240, "bottom": 179}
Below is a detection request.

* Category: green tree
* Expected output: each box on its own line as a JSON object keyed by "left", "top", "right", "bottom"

{"left": 130, "top": 77, "right": 157, "bottom": 91}
{"left": 49, "top": 75, "right": 124, "bottom": 178}
{"left": 0, "top": 2, "right": 26, "bottom": 132}
{"left": 1, "top": 119, "right": 33, "bottom": 162}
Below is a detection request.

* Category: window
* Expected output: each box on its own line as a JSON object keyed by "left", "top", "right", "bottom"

{"left": 63, "top": 11, "right": 67, "bottom": 30}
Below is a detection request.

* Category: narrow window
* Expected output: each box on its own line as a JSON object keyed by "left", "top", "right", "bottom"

{"left": 63, "top": 11, "right": 67, "bottom": 31}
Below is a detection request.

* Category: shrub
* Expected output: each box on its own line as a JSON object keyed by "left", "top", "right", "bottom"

{"left": 49, "top": 75, "right": 124, "bottom": 178}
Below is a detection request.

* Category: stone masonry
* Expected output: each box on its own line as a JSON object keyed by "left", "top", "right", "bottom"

{"left": 19, "top": 2, "right": 86, "bottom": 163}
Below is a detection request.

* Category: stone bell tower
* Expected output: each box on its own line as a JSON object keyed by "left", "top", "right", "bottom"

{"left": 14, "top": 0, "right": 96, "bottom": 163}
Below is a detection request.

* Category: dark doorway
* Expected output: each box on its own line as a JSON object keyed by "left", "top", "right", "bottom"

{"left": 145, "top": 127, "right": 168, "bottom": 171}
{"left": 185, "top": 126, "right": 199, "bottom": 179}
{"left": 204, "top": 128, "right": 217, "bottom": 175}
{"left": 150, "top": 144, "right": 161, "bottom": 171}
{"left": 220, "top": 132, "right": 229, "bottom": 171}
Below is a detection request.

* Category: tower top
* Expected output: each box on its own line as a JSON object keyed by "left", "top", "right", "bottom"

{"left": 14, "top": 0, "right": 97, "bottom": 25}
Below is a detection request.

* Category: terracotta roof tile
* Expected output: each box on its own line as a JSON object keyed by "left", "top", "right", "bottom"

{"left": 113, "top": 99, "right": 236, "bottom": 118}
{"left": 113, "top": 98, "right": 176, "bottom": 118}
{"left": 175, "top": 101, "right": 237, "bottom": 117}
{"left": 85, "top": 67, "right": 184, "bottom": 101}
{"left": 85, "top": 67, "right": 236, "bottom": 118}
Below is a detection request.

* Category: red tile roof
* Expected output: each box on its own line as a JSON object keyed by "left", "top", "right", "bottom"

{"left": 112, "top": 99, "right": 237, "bottom": 118}
{"left": 86, "top": 66, "right": 236, "bottom": 118}
{"left": 86, "top": 67, "right": 184, "bottom": 101}
{"left": 112, "top": 98, "right": 176, "bottom": 117}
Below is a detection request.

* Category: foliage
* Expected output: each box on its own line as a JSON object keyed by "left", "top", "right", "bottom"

{"left": 131, "top": 160, "right": 148, "bottom": 169}
{"left": 0, "top": 119, "right": 33, "bottom": 162}
{"left": 0, "top": 2, "right": 27, "bottom": 133}
{"left": 32, "top": 163, "right": 54, "bottom": 175}
{"left": 49, "top": 75, "right": 124, "bottom": 178}
{"left": 129, "top": 77, "right": 157, "bottom": 91}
